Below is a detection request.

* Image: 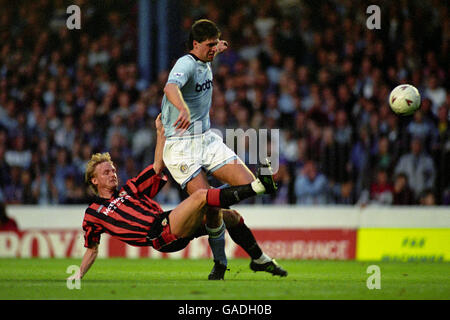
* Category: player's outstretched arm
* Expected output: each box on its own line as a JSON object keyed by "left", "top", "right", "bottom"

{"left": 68, "top": 245, "right": 98, "bottom": 280}
{"left": 164, "top": 83, "right": 191, "bottom": 132}
{"left": 153, "top": 114, "right": 166, "bottom": 175}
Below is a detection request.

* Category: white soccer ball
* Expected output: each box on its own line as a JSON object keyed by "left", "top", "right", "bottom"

{"left": 388, "top": 84, "right": 421, "bottom": 115}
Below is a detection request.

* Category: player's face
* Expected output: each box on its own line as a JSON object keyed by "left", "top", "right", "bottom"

{"left": 193, "top": 38, "right": 219, "bottom": 62}
{"left": 92, "top": 161, "right": 118, "bottom": 192}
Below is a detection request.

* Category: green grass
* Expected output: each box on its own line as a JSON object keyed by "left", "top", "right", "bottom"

{"left": 0, "top": 258, "right": 449, "bottom": 300}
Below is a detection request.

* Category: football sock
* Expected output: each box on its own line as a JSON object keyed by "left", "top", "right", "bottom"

{"left": 226, "top": 216, "right": 264, "bottom": 260}
{"left": 206, "top": 185, "right": 256, "bottom": 207}
{"left": 205, "top": 222, "right": 227, "bottom": 267}
{"left": 250, "top": 179, "right": 266, "bottom": 194}
{"left": 253, "top": 253, "right": 272, "bottom": 264}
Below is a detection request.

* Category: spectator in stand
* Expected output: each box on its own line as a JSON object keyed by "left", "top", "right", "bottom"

{"left": 62, "top": 174, "right": 88, "bottom": 204}
{"left": 54, "top": 115, "right": 77, "bottom": 150}
{"left": 370, "top": 136, "right": 394, "bottom": 174}
{"left": 0, "top": 202, "right": 19, "bottom": 231}
{"left": 21, "top": 170, "right": 37, "bottom": 204}
{"left": 319, "top": 126, "right": 339, "bottom": 182}
{"left": 334, "top": 109, "right": 353, "bottom": 147}
{"left": 350, "top": 126, "right": 372, "bottom": 199}
{"left": 436, "top": 105, "right": 449, "bottom": 139}
{"left": 0, "top": 140, "right": 10, "bottom": 190}
{"left": 3, "top": 166, "right": 23, "bottom": 204}
{"left": 4, "top": 135, "right": 32, "bottom": 170}
{"left": 392, "top": 173, "right": 415, "bottom": 205}
{"left": 394, "top": 138, "right": 436, "bottom": 200}
{"left": 407, "top": 110, "right": 438, "bottom": 150}
{"left": 424, "top": 74, "right": 447, "bottom": 116}
{"left": 294, "top": 160, "right": 328, "bottom": 205}
{"left": 0, "top": 1, "right": 448, "bottom": 206}
{"left": 442, "top": 188, "right": 450, "bottom": 205}
{"left": 434, "top": 105, "right": 450, "bottom": 195}
{"left": 369, "top": 168, "right": 394, "bottom": 205}
{"left": 272, "top": 160, "right": 291, "bottom": 205}
{"left": 53, "top": 148, "right": 76, "bottom": 202}
{"left": 419, "top": 189, "right": 436, "bottom": 206}
{"left": 336, "top": 181, "right": 355, "bottom": 205}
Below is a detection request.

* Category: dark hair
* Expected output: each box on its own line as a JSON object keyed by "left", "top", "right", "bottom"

{"left": 187, "top": 19, "right": 220, "bottom": 50}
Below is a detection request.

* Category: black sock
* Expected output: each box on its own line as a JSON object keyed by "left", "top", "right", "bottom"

{"left": 227, "top": 219, "right": 263, "bottom": 260}
{"left": 207, "top": 185, "right": 256, "bottom": 207}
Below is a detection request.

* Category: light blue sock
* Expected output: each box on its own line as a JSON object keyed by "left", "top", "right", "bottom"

{"left": 206, "top": 222, "right": 227, "bottom": 267}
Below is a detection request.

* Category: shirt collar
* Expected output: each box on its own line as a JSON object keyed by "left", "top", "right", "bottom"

{"left": 95, "top": 189, "right": 119, "bottom": 203}
{"left": 188, "top": 53, "right": 207, "bottom": 64}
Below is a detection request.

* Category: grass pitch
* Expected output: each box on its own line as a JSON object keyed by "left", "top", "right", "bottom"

{"left": 0, "top": 258, "right": 449, "bottom": 300}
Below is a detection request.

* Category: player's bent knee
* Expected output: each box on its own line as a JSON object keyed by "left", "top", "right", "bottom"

{"left": 172, "top": 228, "right": 189, "bottom": 239}
{"left": 170, "top": 214, "right": 200, "bottom": 239}
{"left": 191, "top": 189, "right": 208, "bottom": 205}
{"left": 222, "top": 209, "right": 241, "bottom": 227}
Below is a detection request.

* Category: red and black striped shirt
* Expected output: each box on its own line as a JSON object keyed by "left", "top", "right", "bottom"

{"left": 82, "top": 164, "right": 168, "bottom": 248}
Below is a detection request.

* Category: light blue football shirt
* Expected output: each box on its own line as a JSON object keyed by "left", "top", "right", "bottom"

{"left": 161, "top": 53, "right": 213, "bottom": 137}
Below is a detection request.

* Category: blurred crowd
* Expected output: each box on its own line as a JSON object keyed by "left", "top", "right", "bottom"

{"left": 0, "top": 0, "right": 449, "bottom": 206}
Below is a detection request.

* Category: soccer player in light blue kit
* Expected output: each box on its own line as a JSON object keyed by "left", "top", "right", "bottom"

{"left": 160, "top": 19, "right": 287, "bottom": 280}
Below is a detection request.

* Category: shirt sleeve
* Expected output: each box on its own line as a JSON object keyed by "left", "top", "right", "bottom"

{"left": 82, "top": 219, "right": 103, "bottom": 248}
{"left": 125, "top": 164, "right": 168, "bottom": 198}
{"left": 166, "top": 56, "right": 195, "bottom": 88}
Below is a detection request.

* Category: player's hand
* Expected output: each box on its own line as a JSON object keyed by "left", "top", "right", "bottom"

{"left": 67, "top": 269, "right": 82, "bottom": 281}
{"left": 217, "top": 40, "right": 229, "bottom": 53}
{"left": 173, "top": 107, "right": 191, "bottom": 134}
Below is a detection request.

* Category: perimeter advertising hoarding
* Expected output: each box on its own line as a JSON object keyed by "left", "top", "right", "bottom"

{"left": 0, "top": 229, "right": 357, "bottom": 260}
{"left": 356, "top": 228, "right": 450, "bottom": 262}
{"left": 3, "top": 206, "right": 448, "bottom": 260}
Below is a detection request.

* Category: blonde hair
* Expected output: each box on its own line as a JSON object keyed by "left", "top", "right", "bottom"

{"left": 85, "top": 152, "right": 114, "bottom": 194}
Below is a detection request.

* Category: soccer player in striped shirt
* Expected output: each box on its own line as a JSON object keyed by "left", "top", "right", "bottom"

{"left": 161, "top": 19, "right": 287, "bottom": 279}
{"left": 69, "top": 115, "right": 280, "bottom": 280}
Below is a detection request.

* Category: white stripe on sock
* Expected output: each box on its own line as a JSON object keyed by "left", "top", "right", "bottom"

{"left": 253, "top": 253, "right": 272, "bottom": 264}
{"left": 251, "top": 179, "right": 265, "bottom": 194}
{"left": 205, "top": 222, "right": 226, "bottom": 238}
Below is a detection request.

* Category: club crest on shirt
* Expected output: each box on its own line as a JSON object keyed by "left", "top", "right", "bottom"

{"left": 179, "top": 162, "right": 188, "bottom": 173}
{"left": 161, "top": 218, "right": 168, "bottom": 227}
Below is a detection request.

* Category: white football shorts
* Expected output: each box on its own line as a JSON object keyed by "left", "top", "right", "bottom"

{"left": 163, "top": 130, "right": 238, "bottom": 189}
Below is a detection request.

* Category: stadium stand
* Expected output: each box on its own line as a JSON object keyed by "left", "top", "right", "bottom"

{"left": 0, "top": 0, "right": 448, "bottom": 205}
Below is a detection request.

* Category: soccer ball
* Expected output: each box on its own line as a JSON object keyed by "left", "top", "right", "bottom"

{"left": 388, "top": 84, "right": 421, "bottom": 115}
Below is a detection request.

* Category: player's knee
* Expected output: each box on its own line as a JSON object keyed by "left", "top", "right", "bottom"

{"left": 222, "top": 209, "right": 241, "bottom": 227}
{"left": 192, "top": 189, "right": 208, "bottom": 206}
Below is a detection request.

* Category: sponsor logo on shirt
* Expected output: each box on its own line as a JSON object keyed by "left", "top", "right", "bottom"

{"left": 103, "top": 195, "right": 130, "bottom": 216}
{"left": 195, "top": 79, "right": 213, "bottom": 92}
